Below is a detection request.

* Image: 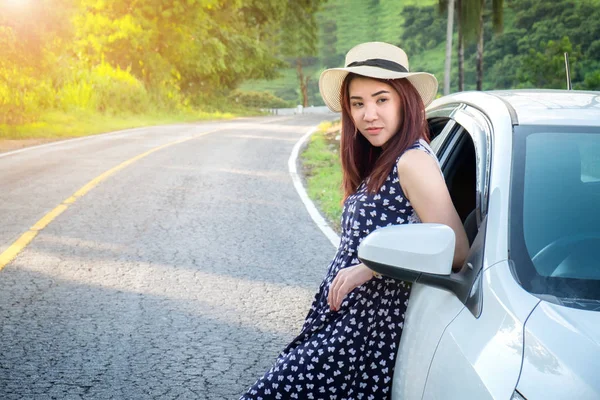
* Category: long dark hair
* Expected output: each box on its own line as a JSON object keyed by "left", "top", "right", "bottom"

{"left": 340, "top": 74, "right": 430, "bottom": 200}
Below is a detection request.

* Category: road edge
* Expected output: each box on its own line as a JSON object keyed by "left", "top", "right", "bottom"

{"left": 288, "top": 125, "right": 340, "bottom": 249}
{"left": 0, "top": 126, "right": 155, "bottom": 159}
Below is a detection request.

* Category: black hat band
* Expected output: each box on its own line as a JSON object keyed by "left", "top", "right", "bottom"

{"left": 346, "top": 58, "right": 408, "bottom": 73}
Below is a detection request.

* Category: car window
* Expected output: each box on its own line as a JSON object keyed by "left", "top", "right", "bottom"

{"left": 428, "top": 117, "right": 479, "bottom": 247}
{"left": 427, "top": 117, "right": 453, "bottom": 153}
{"left": 432, "top": 120, "right": 484, "bottom": 316}
{"left": 580, "top": 136, "right": 600, "bottom": 183}
{"left": 510, "top": 125, "right": 600, "bottom": 309}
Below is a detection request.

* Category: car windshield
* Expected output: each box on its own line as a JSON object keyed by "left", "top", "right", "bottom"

{"left": 510, "top": 125, "right": 600, "bottom": 309}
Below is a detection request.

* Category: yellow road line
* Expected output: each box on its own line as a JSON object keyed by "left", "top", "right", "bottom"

{"left": 0, "top": 130, "right": 218, "bottom": 272}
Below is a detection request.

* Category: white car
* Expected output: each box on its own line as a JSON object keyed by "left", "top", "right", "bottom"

{"left": 358, "top": 89, "right": 600, "bottom": 400}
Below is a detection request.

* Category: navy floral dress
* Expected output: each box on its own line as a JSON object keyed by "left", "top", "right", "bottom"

{"left": 241, "top": 140, "right": 435, "bottom": 400}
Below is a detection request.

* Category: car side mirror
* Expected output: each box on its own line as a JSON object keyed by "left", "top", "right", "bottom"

{"left": 358, "top": 223, "right": 455, "bottom": 281}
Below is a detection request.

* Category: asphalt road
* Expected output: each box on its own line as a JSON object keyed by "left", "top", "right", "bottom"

{"left": 0, "top": 115, "right": 338, "bottom": 399}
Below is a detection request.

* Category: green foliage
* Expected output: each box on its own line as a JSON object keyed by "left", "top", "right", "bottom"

{"left": 58, "top": 80, "right": 96, "bottom": 112}
{"left": 93, "top": 62, "right": 152, "bottom": 113}
{"left": 0, "top": 17, "right": 56, "bottom": 124}
{"left": 408, "top": 0, "right": 600, "bottom": 91}
{"left": 485, "top": 0, "right": 600, "bottom": 90}
{"left": 402, "top": 5, "right": 447, "bottom": 55}
{"left": 56, "top": 62, "right": 152, "bottom": 114}
{"left": 72, "top": 0, "right": 287, "bottom": 92}
{"left": 578, "top": 70, "right": 600, "bottom": 91}
{"left": 279, "top": 0, "right": 327, "bottom": 107}
{"left": 240, "top": 64, "right": 323, "bottom": 106}
{"left": 0, "top": 0, "right": 314, "bottom": 130}
{"left": 517, "top": 37, "right": 581, "bottom": 89}
{"left": 317, "top": 0, "right": 436, "bottom": 65}
{"left": 281, "top": 1, "right": 322, "bottom": 59}
{"left": 228, "top": 90, "right": 293, "bottom": 109}
{"left": 0, "top": 66, "right": 55, "bottom": 125}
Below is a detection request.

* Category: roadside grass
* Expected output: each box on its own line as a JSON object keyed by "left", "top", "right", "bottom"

{"left": 0, "top": 108, "right": 262, "bottom": 141}
{"left": 300, "top": 120, "right": 343, "bottom": 232}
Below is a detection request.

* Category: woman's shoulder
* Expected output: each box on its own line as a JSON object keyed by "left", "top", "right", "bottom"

{"left": 396, "top": 138, "right": 442, "bottom": 180}
{"left": 395, "top": 139, "right": 444, "bottom": 199}
{"left": 396, "top": 138, "right": 438, "bottom": 163}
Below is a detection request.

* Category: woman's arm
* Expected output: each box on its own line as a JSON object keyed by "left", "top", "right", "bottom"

{"left": 397, "top": 149, "right": 470, "bottom": 270}
{"left": 328, "top": 148, "right": 470, "bottom": 311}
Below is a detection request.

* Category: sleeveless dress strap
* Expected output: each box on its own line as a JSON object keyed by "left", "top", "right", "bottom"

{"left": 396, "top": 138, "right": 438, "bottom": 163}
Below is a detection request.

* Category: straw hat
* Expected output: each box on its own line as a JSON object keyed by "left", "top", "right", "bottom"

{"left": 319, "top": 42, "right": 439, "bottom": 112}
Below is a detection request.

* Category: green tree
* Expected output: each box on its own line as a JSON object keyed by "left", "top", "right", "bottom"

{"left": 334, "top": 0, "right": 373, "bottom": 55}
{"left": 482, "top": 0, "right": 600, "bottom": 90}
{"left": 439, "top": 0, "right": 503, "bottom": 90}
{"left": 280, "top": 0, "right": 325, "bottom": 107}
{"left": 376, "top": 0, "right": 404, "bottom": 45}
{"left": 467, "top": 0, "right": 504, "bottom": 90}
{"left": 517, "top": 37, "right": 580, "bottom": 89}
{"left": 73, "top": 0, "right": 289, "bottom": 101}
{"left": 578, "top": 70, "right": 600, "bottom": 91}
{"left": 0, "top": 0, "right": 75, "bottom": 123}
{"left": 402, "top": 6, "right": 446, "bottom": 54}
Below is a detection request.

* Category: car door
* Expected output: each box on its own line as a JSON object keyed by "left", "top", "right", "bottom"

{"left": 392, "top": 104, "right": 490, "bottom": 399}
{"left": 417, "top": 105, "right": 539, "bottom": 400}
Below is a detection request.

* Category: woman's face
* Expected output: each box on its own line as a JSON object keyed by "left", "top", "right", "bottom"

{"left": 348, "top": 76, "right": 402, "bottom": 148}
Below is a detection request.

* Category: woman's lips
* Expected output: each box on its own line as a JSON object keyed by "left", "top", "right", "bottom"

{"left": 366, "top": 127, "right": 383, "bottom": 134}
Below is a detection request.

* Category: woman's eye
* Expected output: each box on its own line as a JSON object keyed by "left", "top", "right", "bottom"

{"left": 351, "top": 102, "right": 363, "bottom": 108}
{"left": 377, "top": 98, "right": 388, "bottom": 104}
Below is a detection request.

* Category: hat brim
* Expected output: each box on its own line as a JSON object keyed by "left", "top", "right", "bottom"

{"left": 319, "top": 66, "right": 439, "bottom": 112}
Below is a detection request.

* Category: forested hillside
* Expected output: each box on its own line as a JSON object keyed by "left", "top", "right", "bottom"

{"left": 317, "top": 0, "right": 436, "bottom": 69}
{"left": 243, "top": 0, "right": 600, "bottom": 106}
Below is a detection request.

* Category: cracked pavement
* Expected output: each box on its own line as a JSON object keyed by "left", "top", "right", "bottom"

{"left": 0, "top": 115, "right": 337, "bottom": 399}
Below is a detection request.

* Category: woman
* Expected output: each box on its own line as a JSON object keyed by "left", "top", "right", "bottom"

{"left": 241, "top": 42, "right": 469, "bottom": 400}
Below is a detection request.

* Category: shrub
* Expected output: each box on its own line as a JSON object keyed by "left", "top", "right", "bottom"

{"left": 90, "top": 62, "right": 150, "bottom": 114}
{"left": 147, "top": 75, "right": 187, "bottom": 114}
{"left": 0, "top": 67, "right": 54, "bottom": 125}
{"left": 57, "top": 79, "right": 96, "bottom": 111}
{"left": 228, "top": 90, "right": 294, "bottom": 109}
{"left": 56, "top": 62, "right": 151, "bottom": 114}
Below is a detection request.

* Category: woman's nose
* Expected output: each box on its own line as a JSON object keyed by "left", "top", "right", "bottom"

{"left": 363, "top": 104, "right": 378, "bottom": 121}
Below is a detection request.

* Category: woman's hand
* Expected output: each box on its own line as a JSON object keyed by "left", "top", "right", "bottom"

{"left": 328, "top": 263, "right": 374, "bottom": 311}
